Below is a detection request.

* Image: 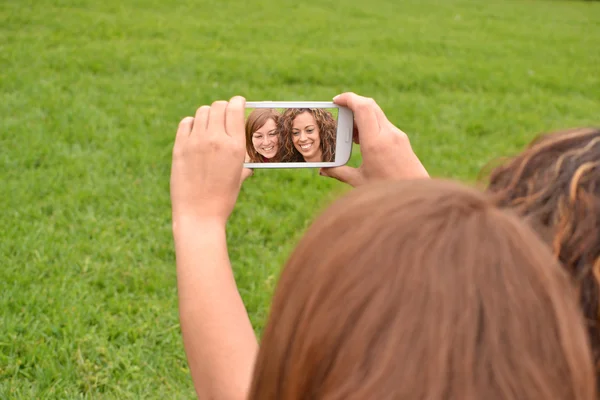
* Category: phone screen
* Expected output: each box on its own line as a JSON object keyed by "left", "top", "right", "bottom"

{"left": 245, "top": 107, "right": 339, "bottom": 164}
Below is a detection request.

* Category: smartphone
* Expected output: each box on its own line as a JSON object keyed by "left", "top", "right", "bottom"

{"left": 243, "top": 101, "right": 353, "bottom": 168}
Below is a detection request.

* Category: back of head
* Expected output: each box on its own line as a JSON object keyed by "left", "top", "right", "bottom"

{"left": 249, "top": 179, "right": 595, "bottom": 400}
{"left": 484, "top": 127, "right": 600, "bottom": 373}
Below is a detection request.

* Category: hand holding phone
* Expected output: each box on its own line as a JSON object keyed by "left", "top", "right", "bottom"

{"left": 243, "top": 102, "right": 354, "bottom": 169}
{"left": 171, "top": 97, "right": 247, "bottom": 226}
{"left": 319, "top": 93, "right": 430, "bottom": 187}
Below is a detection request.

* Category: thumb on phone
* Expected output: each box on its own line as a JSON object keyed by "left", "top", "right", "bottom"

{"left": 320, "top": 166, "right": 365, "bottom": 188}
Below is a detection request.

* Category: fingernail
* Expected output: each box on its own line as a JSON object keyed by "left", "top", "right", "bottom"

{"left": 333, "top": 95, "right": 340, "bottom": 102}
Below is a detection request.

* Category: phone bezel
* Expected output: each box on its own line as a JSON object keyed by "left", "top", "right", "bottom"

{"left": 243, "top": 101, "right": 353, "bottom": 168}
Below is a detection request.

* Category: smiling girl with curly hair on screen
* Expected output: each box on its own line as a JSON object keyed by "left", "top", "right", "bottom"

{"left": 276, "top": 108, "right": 337, "bottom": 163}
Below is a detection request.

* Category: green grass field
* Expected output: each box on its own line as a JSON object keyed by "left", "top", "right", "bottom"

{"left": 2, "top": 0, "right": 599, "bottom": 397}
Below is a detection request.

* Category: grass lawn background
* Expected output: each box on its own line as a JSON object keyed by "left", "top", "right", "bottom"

{"left": 2, "top": 0, "right": 599, "bottom": 398}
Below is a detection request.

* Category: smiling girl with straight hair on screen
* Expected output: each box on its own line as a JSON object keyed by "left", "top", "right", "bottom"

{"left": 245, "top": 108, "right": 281, "bottom": 163}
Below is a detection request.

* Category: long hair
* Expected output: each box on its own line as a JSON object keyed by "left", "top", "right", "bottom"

{"left": 249, "top": 179, "right": 596, "bottom": 400}
{"left": 276, "top": 108, "right": 336, "bottom": 162}
{"left": 483, "top": 127, "right": 600, "bottom": 381}
{"left": 245, "top": 109, "right": 281, "bottom": 162}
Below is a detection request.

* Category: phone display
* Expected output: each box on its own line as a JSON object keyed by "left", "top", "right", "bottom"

{"left": 244, "top": 102, "right": 354, "bottom": 168}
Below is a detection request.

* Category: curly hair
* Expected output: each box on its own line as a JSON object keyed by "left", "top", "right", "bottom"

{"left": 275, "top": 108, "right": 337, "bottom": 162}
{"left": 245, "top": 109, "right": 281, "bottom": 163}
{"left": 482, "top": 127, "right": 600, "bottom": 384}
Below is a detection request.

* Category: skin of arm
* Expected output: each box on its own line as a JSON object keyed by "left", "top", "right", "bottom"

{"left": 174, "top": 217, "right": 258, "bottom": 400}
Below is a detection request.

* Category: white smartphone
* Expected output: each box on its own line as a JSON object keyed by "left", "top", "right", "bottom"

{"left": 243, "top": 101, "right": 354, "bottom": 168}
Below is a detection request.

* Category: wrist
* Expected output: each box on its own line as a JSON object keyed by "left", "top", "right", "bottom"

{"left": 399, "top": 137, "right": 429, "bottom": 179}
{"left": 406, "top": 149, "right": 429, "bottom": 179}
{"left": 172, "top": 214, "right": 227, "bottom": 237}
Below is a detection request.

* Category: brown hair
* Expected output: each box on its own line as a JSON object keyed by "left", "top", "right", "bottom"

{"left": 484, "top": 127, "right": 600, "bottom": 379}
{"left": 276, "top": 108, "right": 336, "bottom": 162}
{"left": 249, "top": 179, "right": 596, "bottom": 400}
{"left": 245, "top": 109, "right": 281, "bottom": 162}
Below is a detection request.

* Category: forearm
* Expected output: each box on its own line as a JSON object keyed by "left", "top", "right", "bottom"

{"left": 174, "top": 217, "right": 258, "bottom": 400}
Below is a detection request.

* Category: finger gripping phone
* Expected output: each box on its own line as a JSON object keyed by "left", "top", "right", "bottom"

{"left": 244, "top": 101, "right": 354, "bottom": 168}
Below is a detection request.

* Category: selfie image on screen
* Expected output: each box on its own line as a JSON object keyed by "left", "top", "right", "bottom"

{"left": 245, "top": 108, "right": 339, "bottom": 163}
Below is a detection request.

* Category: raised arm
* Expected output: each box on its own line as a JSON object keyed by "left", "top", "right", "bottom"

{"left": 170, "top": 97, "right": 258, "bottom": 400}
